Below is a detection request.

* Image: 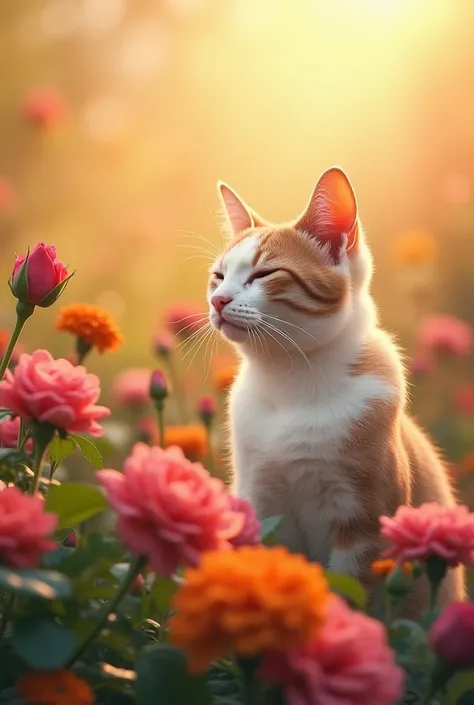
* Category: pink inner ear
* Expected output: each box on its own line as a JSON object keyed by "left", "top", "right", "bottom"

{"left": 218, "top": 183, "right": 254, "bottom": 234}
{"left": 296, "top": 167, "right": 358, "bottom": 260}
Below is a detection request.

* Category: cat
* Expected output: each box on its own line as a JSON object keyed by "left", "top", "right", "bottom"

{"left": 207, "top": 166, "right": 465, "bottom": 616}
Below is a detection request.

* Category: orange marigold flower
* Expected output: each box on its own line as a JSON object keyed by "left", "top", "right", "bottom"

{"left": 164, "top": 424, "right": 207, "bottom": 459}
{"left": 393, "top": 228, "right": 438, "bottom": 266}
{"left": 17, "top": 669, "right": 95, "bottom": 705}
{"left": 170, "top": 545, "right": 329, "bottom": 672}
{"left": 55, "top": 303, "right": 123, "bottom": 354}
{"left": 213, "top": 363, "right": 238, "bottom": 391}
{"left": 371, "top": 559, "right": 413, "bottom": 577}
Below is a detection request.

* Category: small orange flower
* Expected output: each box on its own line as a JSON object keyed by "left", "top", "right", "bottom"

{"left": 371, "top": 559, "right": 413, "bottom": 577}
{"left": 55, "top": 303, "right": 123, "bottom": 354}
{"left": 17, "top": 670, "right": 94, "bottom": 705}
{"left": 170, "top": 545, "right": 329, "bottom": 672}
{"left": 164, "top": 425, "right": 207, "bottom": 459}
{"left": 213, "top": 362, "right": 238, "bottom": 391}
{"left": 393, "top": 229, "right": 438, "bottom": 266}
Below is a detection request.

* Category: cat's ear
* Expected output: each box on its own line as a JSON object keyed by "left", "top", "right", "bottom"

{"left": 295, "top": 167, "right": 359, "bottom": 259}
{"left": 218, "top": 182, "right": 256, "bottom": 235}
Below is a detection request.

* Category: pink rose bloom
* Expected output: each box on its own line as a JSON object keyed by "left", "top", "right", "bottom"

{"left": 0, "top": 349, "right": 110, "bottom": 436}
{"left": 261, "top": 596, "right": 404, "bottom": 705}
{"left": 228, "top": 495, "right": 261, "bottom": 547}
{"left": 409, "top": 350, "right": 434, "bottom": 377}
{"left": 0, "top": 487, "right": 58, "bottom": 568}
{"left": 0, "top": 416, "right": 33, "bottom": 451}
{"left": 23, "top": 88, "right": 65, "bottom": 129}
{"left": 97, "top": 442, "right": 244, "bottom": 575}
{"left": 417, "top": 314, "right": 472, "bottom": 357}
{"left": 380, "top": 503, "right": 474, "bottom": 566}
{"left": 197, "top": 395, "right": 217, "bottom": 420}
{"left": 429, "top": 602, "right": 474, "bottom": 669}
{"left": 11, "top": 242, "right": 69, "bottom": 305}
{"left": 112, "top": 369, "right": 152, "bottom": 407}
{"left": 163, "top": 302, "right": 207, "bottom": 337}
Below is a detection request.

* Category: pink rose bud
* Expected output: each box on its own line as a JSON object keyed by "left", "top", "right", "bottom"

{"left": 154, "top": 331, "right": 173, "bottom": 358}
{"left": 63, "top": 531, "right": 77, "bottom": 548}
{"left": 149, "top": 369, "right": 169, "bottom": 403}
{"left": 429, "top": 602, "right": 474, "bottom": 669}
{"left": 10, "top": 242, "right": 72, "bottom": 307}
{"left": 130, "top": 573, "right": 145, "bottom": 595}
{"left": 198, "top": 396, "right": 217, "bottom": 423}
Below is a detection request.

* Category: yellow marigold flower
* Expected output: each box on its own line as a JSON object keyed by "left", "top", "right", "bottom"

{"left": 17, "top": 669, "right": 95, "bottom": 705}
{"left": 371, "top": 559, "right": 413, "bottom": 577}
{"left": 164, "top": 424, "right": 207, "bottom": 459}
{"left": 55, "top": 303, "right": 123, "bottom": 354}
{"left": 170, "top": 545, "right": 329, "bottom": 672}
{"left": 393, "top": 229, "right": 438, "bottom": 266}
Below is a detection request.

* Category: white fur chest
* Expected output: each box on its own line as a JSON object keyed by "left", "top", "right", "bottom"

{"left": 229, "top": 362, "right": 394, "bottom": 563}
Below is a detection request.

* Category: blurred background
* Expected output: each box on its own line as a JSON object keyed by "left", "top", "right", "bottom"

{"left": 1, "top": 0, "right": 474, "bottom": 490}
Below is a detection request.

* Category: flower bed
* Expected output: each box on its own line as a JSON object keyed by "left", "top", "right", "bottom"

{"left": 1, "top": 243, "right": 474, "bottom": 705}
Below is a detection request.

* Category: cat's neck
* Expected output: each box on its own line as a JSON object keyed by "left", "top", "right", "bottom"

{"left": 238, "top": 291, "right": 380, "bottom": 400}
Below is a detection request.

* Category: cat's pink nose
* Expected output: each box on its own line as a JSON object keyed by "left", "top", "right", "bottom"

{"left": 212, "top": 295, "right": 233, "bottom": 314}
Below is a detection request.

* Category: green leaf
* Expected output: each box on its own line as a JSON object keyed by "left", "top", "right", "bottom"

{"left": 45, "top": 482, "right": 108, "bottom": 528}
{"left": 150, "top": 577, "right": 177, "bottom": 611}
{"left": 48, "top": 435, "right": 78, "bottom": 466}
{"left": 444, "top": 671, "right": 474, "bottom": 705}
{"left": 324, "top": 571, "right": 367, "bottom": 610}
{"left": 260, "top": 515, "right": 284, "bottom": 544}
{"left": 0, "top": 566, "right": 72, "bottom": 599}
{"left": 12, "top": 615, "right": 76, "bottom": 669}
{"left": 71, "top": 435, "right": 103, "bottom": 469}
{"left": 136, "top": 644, "right": 210, "bottom": 705}
{"left": 0, "top": 409, "right": 12, "bottom": 421}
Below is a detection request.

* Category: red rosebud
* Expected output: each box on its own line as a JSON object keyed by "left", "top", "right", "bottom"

{"left": 10, "top": 242, "right": 72, "bottom": 307}
{"left": 149, "top": 369, "right": 169, "bottom": 403}
{"left": 63, "top": 532, "right": 77, "bottom": 548}
{"left": 23, "top": 88, "right": 65, "bottom": 129}
{"left": 429, "top": 602, "right": 474, "bottom": 669}
{"left": 130, "top": 573, "right": 145, "bottom": 595}
{"left": 197, "top": 395, "right": 217, "bottom": 423}
{"left": 153, "top": 331, "right": 173, "bottom": 357}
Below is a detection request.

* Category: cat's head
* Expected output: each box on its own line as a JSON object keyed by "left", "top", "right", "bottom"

{"left": 207, "top": 167, "right": 374, "bottom": 354}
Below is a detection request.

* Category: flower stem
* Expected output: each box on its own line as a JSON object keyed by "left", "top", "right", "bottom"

{"left": 0, "top": 593, "right": 15, "bottom": 643}
{"left": 75, "top": 337, "right": 92, "bottom": 365}
{"left": 166, "top": 357, "right": 187, "bottom": 422}
{"left": 0, "top": 302, "right": 35, "bottom": 379}
{"left": 204, "top": 423, "right": 215, "bottom": 475}
{"left": 66, "top": 555, "right": 146, "bottom": 667}
{"left": 157, "top": 403, "right": 165, "bottom": 448}
{"left": 30, "top": 423, "right": 55, "bottom": 495}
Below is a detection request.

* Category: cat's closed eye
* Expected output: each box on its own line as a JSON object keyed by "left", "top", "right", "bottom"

{"left": 246, "top": 269, "right": 280, "bottom": 284}
{"left": 211, "top": 272, "right": 224, "bottom": 281}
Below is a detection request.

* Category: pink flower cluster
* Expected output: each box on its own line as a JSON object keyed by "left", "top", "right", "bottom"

{"left": 163, "top": 302, "right": 207, "bottom": 337}
{"left": 97, "top": 443, "right": 260, "bottom": 575}
{"left": 262, "top": 596, "right": 404, "bottom": 705}
{"left": 112, "top": 369, "right": 151, "bottom": 407}
{"left": 417, "top": 314, "right": 472, "bottom": 358}
{"left": 0, "top": 486, "right": 57, "bottom": 568}
{"left": 0, "top": 349, "right": 110, "bottom": 436}
{"left": 0, "top": 416, "right": 33, "bottom": 452}
{"left": 380, "top": 502, "right": 474, "bottom": 566}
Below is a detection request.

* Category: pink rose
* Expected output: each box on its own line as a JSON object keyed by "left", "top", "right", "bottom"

{"left": 417, "top": 314, "right": 472, "bottom": 357}
{"left": 153, "top": 331, "right": 173, "bottom": 357}
{"left": 261, "top": 596, "right": 404, "bottom": 705}
{"left": 0, "top": 486, "right": 57, "bottom": 568}
{"left": 0, "top": 349, "right": 110, "bottom": 436}
{"left": 11, "top": 242, "right": 69, "bottom": 306}
{"left": 197, "top": 396, "right": 217, "bottom": 422}
{"left": 23, "top": 88, "right": 65, "bottom": 129}
{"left": 380, "top": 503, "right": 474, "bottom": 566}
{"left": 429, "top": 602, "right": 474, "bottom": 669}
{"left": 112, "top": 369, "right": 151, "bottom": 407}
{"left": 228, "top": 495, "right": 261, "bottom": 547}
{"left": 97, "top": 442, "right": 244, "bottom": 575}
{"left": 0, "top": 416, "right": 33, "bottom": 451}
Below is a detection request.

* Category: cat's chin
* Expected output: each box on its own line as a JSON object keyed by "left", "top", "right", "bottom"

{"left": 219, "top": 321, "right": 249, "bottom": 343}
